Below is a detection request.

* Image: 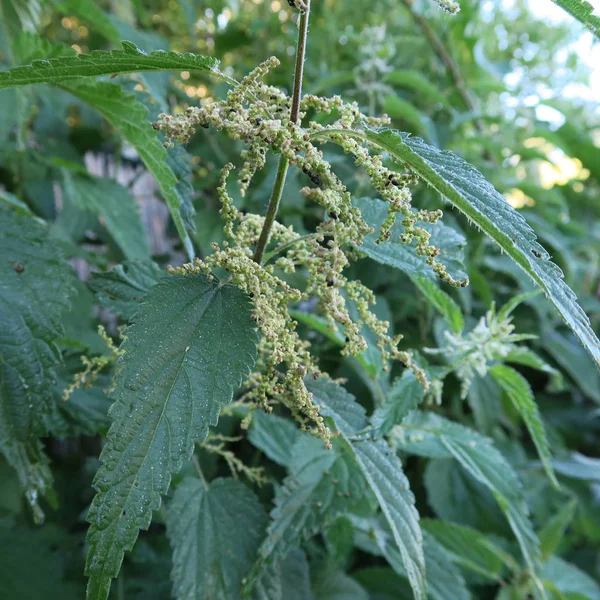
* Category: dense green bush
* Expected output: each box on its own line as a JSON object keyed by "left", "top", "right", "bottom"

{"left": 0, "top": 0, "right": 599, "bottom": 598}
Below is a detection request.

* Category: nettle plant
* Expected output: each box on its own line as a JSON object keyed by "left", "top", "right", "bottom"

{"left": 1, "top": 1, "right": 600, "bottom": 599}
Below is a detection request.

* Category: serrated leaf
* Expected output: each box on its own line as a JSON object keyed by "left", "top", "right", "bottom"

{"left": 90, "top": 260, "right": 164, "bottom": 321}
{"left": 61, "top": 79, "right": 195, "bottom": 259}
{"left": 393, "top": 410, "right": 540, "bottom": 574}
{"left": 551, "top": 0, "right": 600, "bottom": 39}
{"left": 421, "top": 519, "right": 516, "bottom": 580}
{"left": 0, "top": 209, "right": 77, "bottom": 521}
{"left": 355, "top": 197, "right": 467, "bottom": 283}
{"left": 251, "top": 548, "right": 313, "bottom": 600}
{"left": 245, "top": 435, "right": 366, "bottom": 594}
{"left": 62, "top": 172, "right": 150, "bottom": 261}
{"left": 248, "top": 411, "right": 301, "bottom": 467}
{"left": 309, "top": 377, "right": 427, "bottom": 600}
{"left": 539, "top": 499, "right": 577, "bottom": 561}
{"left": 489, "top": 364, "right": 557, "bottom": 487}
{"left": 85, "top": 273, "right": 258, "bottom": 600}
{"left": 167, "top": 477, "right": 268, "bottom": 600}
{"left": 371, "top": 371, "right": 426, "bottom": 438}
{"left": 0, "top": 41, "right": 219, "bottom": 90}
{"left": 410, "top": 275, "right": 464, "bottom": 333}
{"left": 343, "top": 130, "right": 600, "bottom": 368}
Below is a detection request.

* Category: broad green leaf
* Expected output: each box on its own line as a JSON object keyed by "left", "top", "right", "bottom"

{"left": 62, "top": 79, "right": 196, "bottom": 260}
{"left": 85, "top": 273, "right": 258, "bottom": 600}
{"left": 370, "top": 371, "right": 426, "bottom": 438}
{"left": 245, "top": 434, "right": 366, "bottom": 593}
{"left": 312, "top": 570, "right": 369, "bottom": 600}
{"left": 354, "top": 516, "right": 469, "bottom": 600}
{"left": 353, "top": 567, "right": 414, "bottom": 600}
{"left": 90, "top": 260, "right": 164, "bottom": 321}
{"left": 551, "top": 1, "right": 600, "bottom": 39}
{"left": 542, "top": 556, "right": 600, "bottom": 600}
{"left": 251, "top": 548, "right": 313, "bottom": 600}
{"left": 62, "top": 172, "right": 150, "bottom": 261}
{"left": 421, "top": 519, "right": 516, "bottom": 580}
{"left": 338, "top": 130, "right": 600, "bottom": 368}
{"left": 355, "top": 197, "right": 467, "bottom": 283}
{"left": 551, "top": 453, "right": 600, "bottom": 483}
{"left": 504, "top": 347, "right": 564, "bottom": 392}
{"left": 309, "top": 378, "right": 427, "bottom": 600}
{"left": 0, "top": 209, "right": 77, "bottom": 521}
{"left": 489, "top": 364, "right": 557, "bottom": 487}
{"left": 383, "top": 96, "right": 425, "bottom": 133}
{"left": 167, "top": 477, "right": 268, "bottom": 600}
{"left": 248, "top": 411, "right": 301, "bottom": 467}
{"left": 539, "top": 499, "right": 577, "bottom": 561}
{"left": 542, "top": 331, "right": 600, "bottom": 403}
{"left": 0, "top": 524, "right": 83, "bottom": 598}
{"left": 0, "top": 189, "right": 38, "bottom": 219}
{"left": 0, "top": 41, "right": 219, "bottom": 90}
{"left": 394, "top": 411, "right": 540, "bottom": 573}
{"left": 410, "top": 275, "right": 464, "bottom": 333}
{"left": 384, "top": 70, "right": 448, "bottom": 107}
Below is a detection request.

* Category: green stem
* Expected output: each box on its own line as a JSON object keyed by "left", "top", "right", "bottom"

{"left": 253, "top": 2, "right": 311, "bottom": 264}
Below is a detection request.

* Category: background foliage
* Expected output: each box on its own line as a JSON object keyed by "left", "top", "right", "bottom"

{"left": 0, "top": 0, "right": 599, "bottom": 599}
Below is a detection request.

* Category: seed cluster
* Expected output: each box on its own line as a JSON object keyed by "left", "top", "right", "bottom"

{"left": 158, "top": 57, "right": 469, "bottom": 442}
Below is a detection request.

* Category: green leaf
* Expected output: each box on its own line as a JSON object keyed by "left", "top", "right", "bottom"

{"left": 90, "top": 260, "right": 164, "bottom": 321}
{"left": 62, "top": 172, "right": 150, "bottom": 261}
{"left": 312, "top": 570, "right": 369, "bottom": 600}
{"left": 551, "top": 1, "right": 600, "bottom": 39}
{"left": 542, "top": 556, "right": 600, "bottom": 600}
{"left": 248, "top": 411, "right": 301, "bottom": 468}
{"left": 489, "top": 364, "right": 557, "bottom": 487}
{"left": 62, "top": 79, "right": 195, "bottom": 260}
{"left": 421, "top": 519, "right": 516, "bottom": 580}
{"left": 384, "top": 70, "right": 448, "bottom": 107}
{"left": 49, "top": 0, "right": 121, "bottom": 44}
{"left": 371, "top": 371, "right": 426, "bottom": 438}
{"left": 539, "top": 498, "right": 577, "bottom": 561}
{"left": 85, "top": 273, "right": 258, "bottom": 600}
{"left": 394, "top": 410, "right": 540, "bottom": 574}
{"left": 383, "top": 95, "right": 425, "bottom": 133}
{"left": 504, "top": 347, "right": 564, "bottom": 392}
{"left": 167, "top": 477, "right": 268, "bottom": 600}
{"left": 0, "top": 41, "right": 219, "bottom": 90}
{"left": 309, "top": 378, "right": 427, "bottom": 600}
{"left": 245, "top": 434, "right": 366, "bottom": 593}
{"left": 410, "top": 275, "right": 464, "bottom": 333}
{"left": 355, "top": 197, "right": 467, "bottom": 283}
{"left": 0, "top": 209, "right": 77, "bottom": 521}
{"left": 251, "top": 548, "right": 313, "bottom": 600}
{"left": 345, "top": 130, "right": 600, "bottom": 369}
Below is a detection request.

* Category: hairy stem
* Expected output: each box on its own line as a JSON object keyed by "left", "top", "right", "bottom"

{"left": 253, "top": 2, "right": 311, "bottom": 264}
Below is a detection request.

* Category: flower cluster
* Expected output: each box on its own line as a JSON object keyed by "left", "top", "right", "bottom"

{"left": 425, "top": 303, "right": 534, "bottom": 398}
{"left": 433, "top": 0, "right": 461, "bottom": 14}
{"left": 158, "top": 57, "right": 469, "bottom": 443}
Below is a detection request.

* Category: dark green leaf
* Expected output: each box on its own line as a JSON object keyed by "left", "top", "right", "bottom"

{"left": 0, "top": 41, "right": 219, "bottom": 90}
{"left": 248, "top": 411, "right": 301, "bottom": 468}
{"left": 85, "top": 273, "right": 258, "bottom": 600}
{"left": 167, "top": 477, "right": 268, "bottom": 600}
{"left": 90, "top": 260, "right": 164, "bottom": 321}
{"left": 0, "top": 209, "right": 77, "bottom": 521}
